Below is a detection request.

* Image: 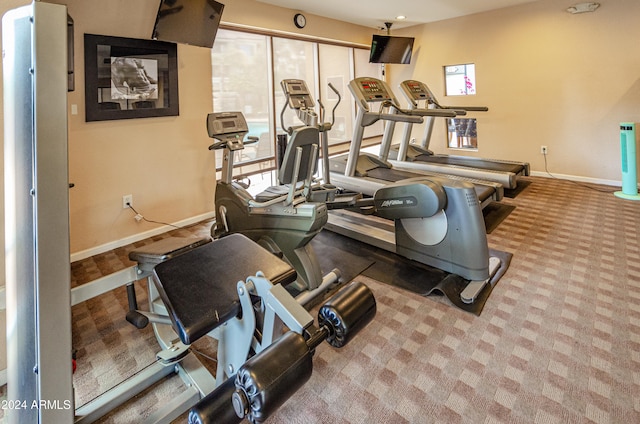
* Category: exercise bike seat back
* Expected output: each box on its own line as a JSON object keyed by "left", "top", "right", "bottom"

{"left": 255, "top": 126, "right": 320, "bottom": 202}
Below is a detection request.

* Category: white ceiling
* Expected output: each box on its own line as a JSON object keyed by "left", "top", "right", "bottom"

{"left": 257, "top": 0, "right": 541, "bottom": 29}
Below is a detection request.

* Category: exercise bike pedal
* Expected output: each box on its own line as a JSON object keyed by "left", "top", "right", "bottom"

{"left": 156, "top": 342, "right": 190, "bottom": 365}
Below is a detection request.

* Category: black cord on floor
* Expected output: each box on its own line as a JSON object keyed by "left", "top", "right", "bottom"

{"left": 127, "top": 204, "right": 183, "bottom": 229}
{"left": 543, "top": 152, "right": 617, "bottom": 193}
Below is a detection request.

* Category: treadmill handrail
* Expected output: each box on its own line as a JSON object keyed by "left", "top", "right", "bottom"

{"left": 380, "top": 113, "right": 423, "bottom": 124}
{"left": 399, "top": 79, "right": 489, "bottom": 113}
{"left": 383, "top": 96, "right": 456, "bottom": 119}
{"left": 400, "top": 107, "right": 456, "bottom": 118}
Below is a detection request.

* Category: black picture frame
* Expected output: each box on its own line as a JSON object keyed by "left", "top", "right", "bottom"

{"left": 84, "top": 33, "right": 179, "bottom": 122}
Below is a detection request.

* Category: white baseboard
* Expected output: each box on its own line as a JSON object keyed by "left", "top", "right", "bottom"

{"left": 70, "top": 211, "right": 215, "bottom": 262}
{"left": 529, "top": 171, "right": 624, "bottom": 188}
{"left": 0, "top": 212, "right": 215, "bottom": 310}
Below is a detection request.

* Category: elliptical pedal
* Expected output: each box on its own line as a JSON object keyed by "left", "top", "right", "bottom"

{"left": 460, "top": 256, "right": 501, "bottom": 304}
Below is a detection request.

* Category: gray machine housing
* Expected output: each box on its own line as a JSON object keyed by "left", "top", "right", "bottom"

{"left": 380, "top": 177, "right": 490, "bottom": 280}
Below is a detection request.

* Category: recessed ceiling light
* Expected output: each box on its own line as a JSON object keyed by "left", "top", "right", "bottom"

{"left": 566, "top": 2, "right": 600, "bottom": 14}
{"left": 396, "top": 15, "right": 406, "bottom": 20}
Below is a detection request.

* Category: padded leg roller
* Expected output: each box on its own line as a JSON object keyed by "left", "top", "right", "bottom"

{"left": 232, "top": 331, "right": 313, "bottom": 424}
{"left": 318, "top": 281, "right": 377, "bottom": 348}
{"left": 188, "top": 377, "right": 242, "bottom": 424}
{"left": 188, "top": 282, "right": 376, "bottom": 424}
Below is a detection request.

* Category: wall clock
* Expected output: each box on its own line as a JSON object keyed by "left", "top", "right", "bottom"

{"left": 294, "top": 13, "right": 306, "bottom": 29}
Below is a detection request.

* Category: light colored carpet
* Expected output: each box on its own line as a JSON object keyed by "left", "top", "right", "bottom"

{"left": 4, "top": 176, "right": 639, "bottom": 423}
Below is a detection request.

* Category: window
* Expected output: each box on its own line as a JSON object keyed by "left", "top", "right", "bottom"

{"left": 211, "top": 28, "right": 371, "bottom": 175}
{"left": 273, "top": 37, "right": 317, "bottom": 132}
{"left": 446, "top": 118, "right": 478, "bottom": 149}
{"left": 444, "top": 63, "right": 476, "bottom": 96}
{"left": 211, "top": 30, "right": 272, "bottom": 165}
{"left": 318, "top": 44, "right": 353, "bottom": 146}
{"left": 444, "top": 63, "right": 478, "bottom": 149}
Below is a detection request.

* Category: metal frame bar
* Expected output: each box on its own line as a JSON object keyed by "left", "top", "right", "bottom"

{"left": 3, "top": 3, "right": 74, "bottom": 422}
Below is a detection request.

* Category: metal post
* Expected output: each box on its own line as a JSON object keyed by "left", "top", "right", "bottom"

{"left": 3, "top": 2, "right": 73, "bottom": 422}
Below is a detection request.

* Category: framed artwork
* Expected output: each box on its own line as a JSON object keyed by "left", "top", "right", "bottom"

{"left": 84, "top": 34, "right": 179, "bottom": 121}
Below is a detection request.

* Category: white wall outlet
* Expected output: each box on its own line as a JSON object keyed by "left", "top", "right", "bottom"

{"left": 122, "top": 194, "right": 133, "bottom": 209}
{"left": 541, "top": 145, "right": 548, "bottom": 155}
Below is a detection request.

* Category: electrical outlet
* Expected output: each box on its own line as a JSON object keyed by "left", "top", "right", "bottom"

{"left": 122, "top": 194, "right": 133, "bottom": 209}
{"left": 541, "top": 145, "right": 548, "bottom": 155}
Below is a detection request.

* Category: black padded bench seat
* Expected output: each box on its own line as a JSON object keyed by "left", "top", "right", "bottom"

{"left": 129, "top": 236, "right": 212, "bottom": 272}
{"left": 152, "top": 233, "right": 297, "bottom": 345}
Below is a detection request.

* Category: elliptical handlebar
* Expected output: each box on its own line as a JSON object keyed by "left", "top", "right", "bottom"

{"left": 280, "top": 91, "right": 292, "bottom": 135}
{"left": 324, "top": 82, "right": 341, "bottom": 130}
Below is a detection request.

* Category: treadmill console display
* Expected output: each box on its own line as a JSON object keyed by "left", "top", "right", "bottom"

{"left": 357, "top": 79, "right": 392, "bottom": 101}
{"left": 402, "top": 80, "right": 435, "bottom": 102}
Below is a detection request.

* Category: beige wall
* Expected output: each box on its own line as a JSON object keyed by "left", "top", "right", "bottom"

{"left": 389, "top": 0, "right": 640, "bottom": 183}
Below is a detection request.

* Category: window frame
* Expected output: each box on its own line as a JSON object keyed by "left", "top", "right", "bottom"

{"left": 211, "top": 24, "right": 372, "bottom": 176}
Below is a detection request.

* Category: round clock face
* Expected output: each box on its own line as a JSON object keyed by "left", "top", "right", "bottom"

{"left": 294, "top": 13, "right": 306, "bottom": 29}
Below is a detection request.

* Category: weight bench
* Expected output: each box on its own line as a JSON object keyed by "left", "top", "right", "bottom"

{"left": 141, "top": 233, "right": 376, "bottom": 424}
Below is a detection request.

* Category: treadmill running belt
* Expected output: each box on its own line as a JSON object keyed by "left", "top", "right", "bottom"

{"left": 366, "top": 167, "right": 494, "bottom": 203}
{"left": 415, "top": 154, "right": 524, "bottom": 174}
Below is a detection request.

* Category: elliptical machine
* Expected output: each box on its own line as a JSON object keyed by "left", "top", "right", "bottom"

{"left": 279, "top": 80, "right": 338, "bottom": 187}
{"left": 208, "top": 111, "right": 338, "bottom": 305}
{"left": 256, "top": 79, "right": 348, "bottom": 205}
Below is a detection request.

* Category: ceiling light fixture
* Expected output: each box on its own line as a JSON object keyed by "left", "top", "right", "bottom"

{"left": 566, "top": 2, "right": 600, "bottom": 14}
{"left": 396, "top": 15, "right": 406, "bottom": 20}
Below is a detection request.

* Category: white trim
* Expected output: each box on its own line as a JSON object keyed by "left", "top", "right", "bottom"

{"left": 529, "top": 171, "right": 624, "bottom": 187}
{"left": 69, "top": 211, "right": 215, "bottom": 262}
{"left": 220, "top": 21, "right": 371, "bottom": 49}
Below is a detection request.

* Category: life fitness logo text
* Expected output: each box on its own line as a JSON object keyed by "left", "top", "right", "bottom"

{"left": 379, "top": 197, "right": 416, "bottom": 208}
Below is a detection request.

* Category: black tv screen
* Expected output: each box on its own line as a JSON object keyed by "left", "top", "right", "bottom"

{"left": 152, "top": 0, "right": 224, "bottom": 48}
{"left": 369, "top": 35, "right": 414, "bottom": 64}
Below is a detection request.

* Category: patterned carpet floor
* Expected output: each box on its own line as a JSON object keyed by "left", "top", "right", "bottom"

{"left": 4, "top": 175, "right": 640, "bottom": 423}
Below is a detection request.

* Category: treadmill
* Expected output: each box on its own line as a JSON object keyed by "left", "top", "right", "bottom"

{"left": 329, "top": 77, "right": 503, "bottom": 210}
{"left": 326, "top": 77, "right": 501, "bottom": 304}
{"left": 386, "top": 79, "right": 530, "bottom": 189}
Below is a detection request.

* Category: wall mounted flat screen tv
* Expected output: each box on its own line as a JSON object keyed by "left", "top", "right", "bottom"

{"left": 369, "top": 35, "right": 414, "bottom": 64}
{"left": 152, "top": 0, "right": 224, "bottom": 48}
